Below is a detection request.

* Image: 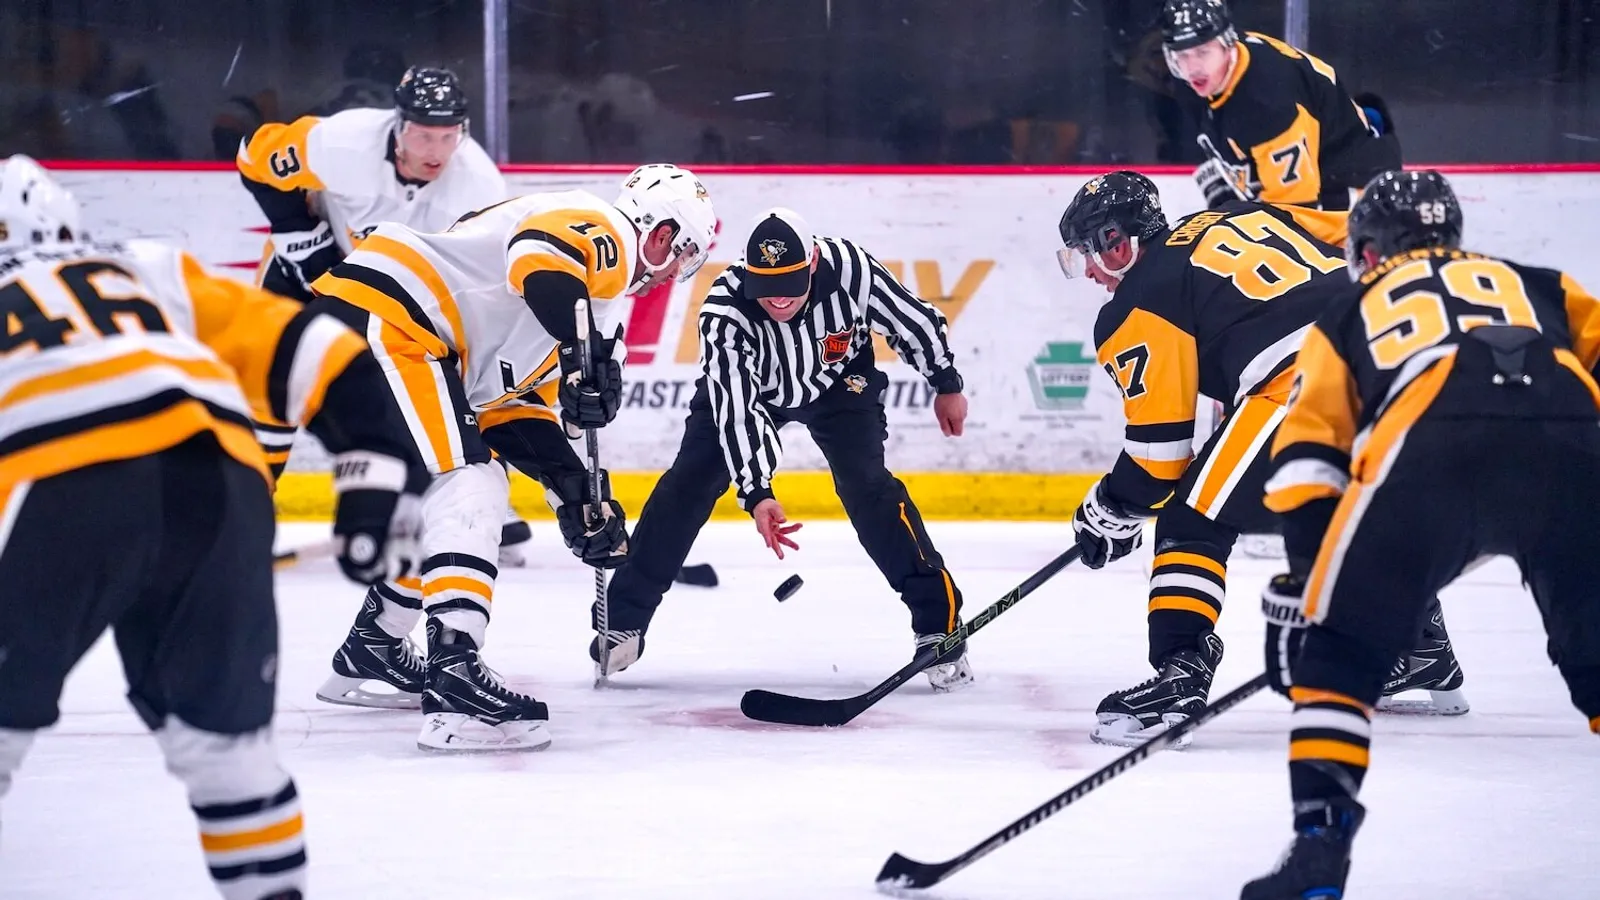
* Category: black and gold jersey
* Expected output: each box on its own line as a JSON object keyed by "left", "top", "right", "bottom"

{"left": 1186, "top": 32, "right": 1400, "bottom": 214}
{"left": 1267, "top": 248, "right": 1600, "bottom": 515}
{"left": 1094, "top": 201, "right": 1349, "bottom": 509}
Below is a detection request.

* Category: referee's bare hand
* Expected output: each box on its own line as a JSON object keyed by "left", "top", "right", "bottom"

{"left": 934, "top": 392, "right": 968, "bottom": 437}
{"left": 753, "top": 498, "right": 803, "bottom": 560}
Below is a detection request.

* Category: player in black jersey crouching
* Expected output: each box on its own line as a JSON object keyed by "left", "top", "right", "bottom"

{"left": 1055, "top": 171, "right": 1467, "bottom": 749}
{"left": 1244, "top": 171, "right": 1600, "bottom": 899}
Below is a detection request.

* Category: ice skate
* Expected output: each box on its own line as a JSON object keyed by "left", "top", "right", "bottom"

{"left": 1377, "top": 601, "right": 1469, "bottom": 716}
{"left": 915, "top": 629, "right": 975, "bottom": 693}
{"left": 1235, "top": 533, "right": 1286, "bottom": 560}
{"left": 590, "top": 629, "right": 646, "bottom": 677}
{"left": 315, "top": 591, "right": 424, "bottom": 709}
{"left": 418, "top": 620, "right": 551, "bottom": 752}
{"left": 1092, "top": 632, "right": 1223, "bottom": 749}
{"left": 1241, "top": 797, "right": 1365, "bottom": 900}
{"left": 498, "top": 511, "right": 534, "bottom": 568}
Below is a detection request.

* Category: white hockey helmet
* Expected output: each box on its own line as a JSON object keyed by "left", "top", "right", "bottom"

{"left": 614, "top": 163, "right": 716, "bottom": 292}
{"left": 0, "top": 155, "right": 82, "bottom": 251}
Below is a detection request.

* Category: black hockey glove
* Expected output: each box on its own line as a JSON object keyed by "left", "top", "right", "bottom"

{"left": 1262, "top": 572, "right": 1310, "bottom": 699}
{"left": 1071, "top": 477, "right": 1146, "bottom": 570}
{"left": 546, "top": 469, "right": 629, "bottom": 569}
{"left": 557, "top": 328, "right": 624, "bottom": 439}
{"left": 1193, "top": 158, "right": 1240, "bottom": 209}
{"left": 330, "top": 450, "right": 424, "bottom": 585}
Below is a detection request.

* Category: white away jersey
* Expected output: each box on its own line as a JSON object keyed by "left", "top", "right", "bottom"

{"left": 0, "top": 239, "right": 368, "bottom": 492}
{"left": 310, "top": 189, "right": 637, "bottom": 427}
{"left": 238, "top": 107, "right": 507, "bottom": 255}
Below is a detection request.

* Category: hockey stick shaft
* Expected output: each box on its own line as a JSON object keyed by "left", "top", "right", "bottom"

{"left": 272, "top": 539, "right": 336, "bottom": 570}
{"left": 876, "top": 673, "right": 1271, "bottom": 889}
{"left": 574, "top": 299, "right": 612, "bottom": 685}
{"left": 739, "top": 546, "right": 1081, "bottom": 726}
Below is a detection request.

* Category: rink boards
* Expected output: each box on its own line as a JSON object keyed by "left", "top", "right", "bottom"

{"left": 51, "top": 165, "right": 1600, "bottom": 519}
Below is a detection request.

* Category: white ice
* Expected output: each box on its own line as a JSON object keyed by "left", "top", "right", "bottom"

{"left": 3, "top": 521, "right": 1596, "bottom": 899}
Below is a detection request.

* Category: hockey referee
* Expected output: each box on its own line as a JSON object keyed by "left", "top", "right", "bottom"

{"left": 590, "top": 208, "right": 974, "bottom": 691}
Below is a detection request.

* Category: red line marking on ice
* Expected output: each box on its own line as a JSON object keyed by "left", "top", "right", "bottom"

{"left": 1016, "top": 674, "right": 1085, "bottom": 769}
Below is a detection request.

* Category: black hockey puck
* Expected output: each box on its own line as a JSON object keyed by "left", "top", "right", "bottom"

{"left": 676, "top": 563, "right": 719, "bottom": 588}
{"left": 774, "top": 574, "right": 803, "bottom": 602}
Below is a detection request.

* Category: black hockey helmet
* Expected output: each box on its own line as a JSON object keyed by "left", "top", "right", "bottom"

{"left": 395, "top": 66, "right": 468, "bottom": 127}
{"left": 1347, "top": 170, "right": 1463, "bottom": 279}
{"left": 1057, "top": 171, "right": 1168, "bottom": 280}
{"left": 1161, "top": 0, "right": 1236, "bottom": 52}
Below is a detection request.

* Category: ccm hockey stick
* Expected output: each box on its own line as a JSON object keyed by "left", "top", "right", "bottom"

{"left": 875, "top": 673, "right": 1272, "bottom": 890}
{"left": 573, "top": 298, "right": 614, "bottom": 687}
{"left": 739, "top": 546, "right": 1081, "bottom": 727}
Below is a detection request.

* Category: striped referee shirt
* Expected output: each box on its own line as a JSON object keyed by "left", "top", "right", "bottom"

{"left": 698, "top": 236, "right": 959, "bottom": 510}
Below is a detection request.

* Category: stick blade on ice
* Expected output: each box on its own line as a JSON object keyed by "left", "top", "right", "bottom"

{"left": 874, "top": 853, "right": 950, "bottom": 891}
{"left": 738, "top": 689, "right": 861, "bottom": 727}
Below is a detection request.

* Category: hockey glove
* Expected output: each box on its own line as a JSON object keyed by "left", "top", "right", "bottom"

{"left": 330, "top": 451, "right": 424, "bottom": 585}
{"left": 1194, "top": 158, "right": 1241, "bottom": 209}
{"left": 1071, "top": 477, "right": 1146, "bottom": 570}
{"left": 557, "top": 328, "right": 625, "bottom": 439}
{"left": 1262, "top": 572, "right": 1311, "bottom": 698}
{"left": 546, "top": 469, "right": 629, "bottom": 569}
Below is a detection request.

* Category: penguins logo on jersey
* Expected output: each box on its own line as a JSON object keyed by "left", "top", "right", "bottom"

{"left": 758, "top": 239, "right": 787, "bottom": 268}
{"left": 844, "top": 374, "right": 868, "bottom": 394}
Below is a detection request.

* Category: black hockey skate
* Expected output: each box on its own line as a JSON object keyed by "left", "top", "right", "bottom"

{"left": 589, "top": 585, "right": 658, "bottom": 677}
{"left": 1377, "top": 600, "right": 1469, "bottom": 716}
{"left": 315, "top": 591, "right": 425, "bottom": 709}
{"left": 1241, "top": 797, "right": 1365, "bottom": 900}
{"left": 498, "top": 513, "right": 534, "bottom": 568}
{"left": 419, "top": 620, "right": 551, "bottom": 752}
{"left": 1092, "top": 632, "right": 1224, "bottom": 749}
{"left": 590, "top": 629, "right": 646, "bottom": 677}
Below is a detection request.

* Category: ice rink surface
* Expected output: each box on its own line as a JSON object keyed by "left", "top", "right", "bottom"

{"left": 4, "top": 520, "right": 1596, "bottom": 899}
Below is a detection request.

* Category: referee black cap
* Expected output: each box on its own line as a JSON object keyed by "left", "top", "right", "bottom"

{"left": 742, "top": 208, "right": 815, "bottom": 299}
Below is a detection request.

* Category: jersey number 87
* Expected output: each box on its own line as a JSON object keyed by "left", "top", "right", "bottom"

{"left": 1189, "top": 210, "right": 1345, "bottom": 302}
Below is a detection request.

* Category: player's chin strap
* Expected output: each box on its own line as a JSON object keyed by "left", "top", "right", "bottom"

{"left": 1092, "top": 237, "right": 1142, "bottom": 280}
{"left": 626, "top": 230, "right": 708, "bottom": 295}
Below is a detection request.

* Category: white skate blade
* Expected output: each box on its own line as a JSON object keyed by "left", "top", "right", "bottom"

{"left": 417, "top": 712, "right": 552, "bottom": 753}
{"left": 925, "top": 655, "right": 975, "bottom": 693}
{"left": 1377, "top": 686, "right": 1470, "bottom": 716}
{"left": 497, "top": 546, "right": 530, "bottom": 568}
{"left": 1090, "top": 713, "right": 1195, "bottom": 750}
{"left": 315, "top": 673, "right": 421, "bottom": 710}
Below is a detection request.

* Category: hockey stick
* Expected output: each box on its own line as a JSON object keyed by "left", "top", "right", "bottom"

{"left": 273, "top": 536, "right": 707, "bottom": 586}
{"left": 573, "top": 298, "right": 612, "bottom": 687}
{"left": 739, "top": 546, "right": 1082, "bottom": 727}
{"left": 273, "top": 539, "right": 336, "bottom": 570}
{"left": 875, "top": 672, "right": 1271, "bottom": 891}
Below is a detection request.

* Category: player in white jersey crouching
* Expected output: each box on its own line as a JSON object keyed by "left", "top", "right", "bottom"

{"left": 307, "top": 164, "right": 717, "bottom": 751}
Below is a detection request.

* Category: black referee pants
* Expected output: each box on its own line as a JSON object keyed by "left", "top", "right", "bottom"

{"left": 604, "top": 364, "right": 963, "bottom": 636}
